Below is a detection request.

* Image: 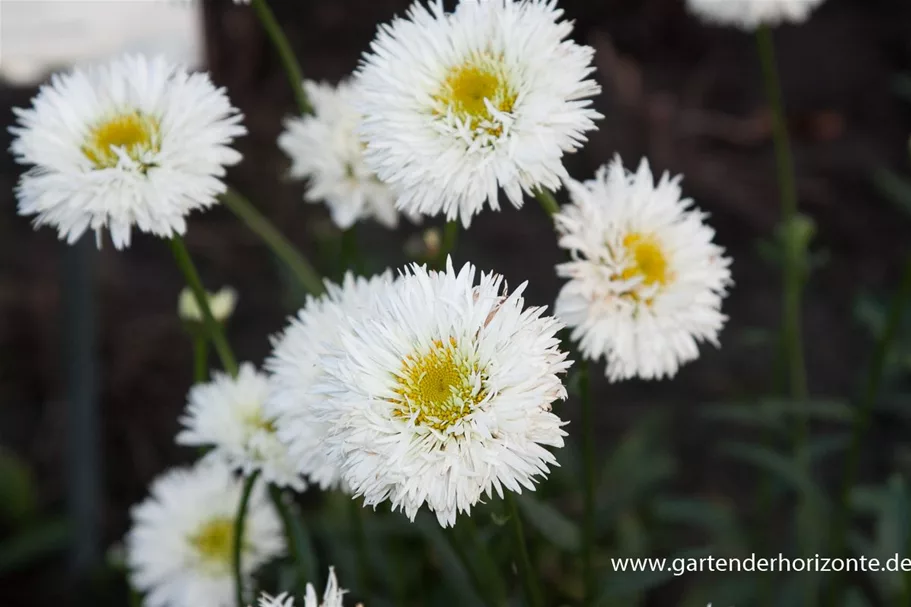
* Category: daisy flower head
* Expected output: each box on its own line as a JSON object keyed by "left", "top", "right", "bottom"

{"left": 278, "top": 79, "right": 410, "bottom": 230}
{"left": 126, "top": 459, "right": 284, "bottom": 607}
{"left": 312, "top": 259, "right": 570, "bottom": 527}
{"left": 257, "top": 567, "right": 354, "bottom": 607}
{"left": 10, "top": 54, "right": 245, "bottom": 249}
{"left": 266, "top": 271, "right": 395, "bottom": 491}
{"left": 178, "top": 286, "right": 238, "bottom": 324}
{"left": 554, "top": 156, "right": 732, "bottom": 382}
{"left": 686, "top": 0, "right": 826, "bottom": 29}
{"left": 355, "top": 0, "right": 602, "bottom": 228}
{"left": 177, "top": 363, "right": 305, "bottom": 491}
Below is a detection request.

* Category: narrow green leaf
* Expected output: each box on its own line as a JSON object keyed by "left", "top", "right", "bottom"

{"left": 717, "top": 441, "right": 820, "bottom": 500}
{"left": 516, "top": 494, "right": 581, "bottom": 553}
{"left": 0, "top": 519, "right": 70, "bottom": 573}
{"left": 0, "top": 450, "right": 36, "bottom": 525}
{"left": 874, "top": 169, "right": 911, "bottom": 218}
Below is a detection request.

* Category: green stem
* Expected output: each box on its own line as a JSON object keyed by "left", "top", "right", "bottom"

{"left": 506, "top": 493, "right": 544, "bottom": 607}
{"left": 168, "top": 237, "right": 238, "bottom": 377}
{"left": 349, "top": 498, "right": 372, "bottom": 596}
{"left": 221, "top": 188, "right": 324, "bottom": 295}
{"left": 580, "top": 361, "right": 595, "bottom": 606}
{"left": 340, "top": 227, "right": 363, "bottom": 276}
{"left": 233, "top": 471, "right": 260, "bottom": 607}
{"left": 449, "top": 519, "right": 508, "bottom": 607}
{"left": 828, "top": 255, "right": 911, "bottom": 603}
{"left": 268, "top": 485, "right": 312, "bottom": 597}
{"left": 193, "top": 336, "right": 208, "bottom": 384}
{"left": 533, "top": 188, "right": 560, "bottom": 217}
{"left": 435, "top": 221, "right": 459, "bottom": 269}
{"left": 249, "top": 0, "right": 311, "bottom": 115}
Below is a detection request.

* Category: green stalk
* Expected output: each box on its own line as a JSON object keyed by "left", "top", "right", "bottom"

{"left": 756, "top": 27, "right": 813, "bottom": 602}
{"left": 233, "top": 471, "right": 260, "bottom": 607}
{"left": 221, "top": 188, "right": 325, "bottom": 295}
{"left": 193, "top": 336, "right": 208, "bottom": 383}
{"left": 533, "top": 188, "right": 560, "bottom": 217}
{"left": 506, "top": 493, "right": 544, "bottom": 607}
{"left": 435, "top": 221, "right": 460, "bottom": 269}
{"left": 168, "top": 237, "right": 238, "bottom": 376}
{"left": 349, "top": 498, "right": 373, "bottom": 596}
{"left": 268, "top": 485, "right": 313, "bottom": 596}
{"left": 827, "top": 255, "right": 911, "bottom": 604}
{"left": 249, "top": 0, "right": 311, "bottom": 115}
{"left": 340, "top": 227, "right": 363, "bottom": 276}
{"left": 449, "top": 518, "right": 508, "bottom": 607}
{"left": 579, "top": 361, "right": 595, "bottom": 605}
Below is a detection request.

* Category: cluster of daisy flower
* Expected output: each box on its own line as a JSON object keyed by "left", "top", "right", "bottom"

{"left": 8, "top": 0, "right": 829, "bottom": 605}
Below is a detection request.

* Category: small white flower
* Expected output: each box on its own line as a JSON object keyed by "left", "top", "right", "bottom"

{"left": 355, "top": 0, "right": 601, "bottom": 227}
{"left": 257, "top": 567, "right": 353, "bottom": 607}
{"left": 686, "top": 0, "right": 826, "bottom": 29}
{"left": 278, "top": 80, "right": 408, "bottom": 230}
{"left": 266, "top": 272, "right": 395, "bottom": 491}
{"left": 554, "top": 156, "right": 732, "bottom": 382}
{"left": 177, "top": 363, "right": 305, "bottom": 491}
{"left": 126, "top": 459, "right": 285, "bottom": 607}
{"left": 10, "top": 54, "right": 245, "bottom": 249}
{"left": 311, "top": 259, "right": 570, "bottom": 527}
{"left": 178, "top": 287, "right": 238, "bottom": 323}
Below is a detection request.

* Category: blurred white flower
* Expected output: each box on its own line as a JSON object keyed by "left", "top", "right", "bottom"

{"left": 10, "top": 54, "right": 244, "bottom": 249}
{"left": 310, "top": 259, "right": 570, "bottom": 527}
{"left": 126, "top": 459, "right": 285, "bottom": 607}
{"left": 266, "top": 272, "right": 394, "bottom": 491}
{"left": 257, "top": 567, "right": 355, "bottom": 607}
{"left": 355, "top": 0, "right": 601, "bottom": 228}
{"left": 178, "top": 287, "right": 238, "bottom": 323}
{"left": 278, "top": 80, "right": 408, "bottom": 229}
{"left": 177, "top": 363, "right": 305, "bottom": 491}
{"left": 554, "top": 156, "right": 732, "bottom": 382}
{"left": 686, "top": 0, "right": 826, "bottom": 29}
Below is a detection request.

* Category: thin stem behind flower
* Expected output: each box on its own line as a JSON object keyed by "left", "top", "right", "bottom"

{"left": 168, "top": 236, "right": 238, "bottom": 377}
{"left": 506, "top": 493, "right": 544, "bottom": 607}
{"left": 233, "top": 471, "right": 260, "bottom": 607}
{"left": 533, "top": 188, "right": 561, "bottom": 216}
{"left": 193, "top": 336, "right": 208, "bottom": 384}
{"left": 250, "top": 0, "right": 311, "bottom": 115}
{"left": 221, "top": 188, "right": 325, "bottom": 295}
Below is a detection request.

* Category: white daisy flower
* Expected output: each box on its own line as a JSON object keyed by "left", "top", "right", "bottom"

{"left": 10, "top": 54, "right": 245, "bottom": 249}
{"left": 278, "top": 79, "right": 407, "bottom": 230}
{"left": 355, "top": 0, "right": 601, "bottom": 228}
{"left": 554, "top": 156, "right": 732, "bottom": 382}
{"left": 312, "top": 259, "right": 570, "bottom": 527}
{"left": 126, "top": 459, "right": 285, "bottom": 607}
{"left": 266, "top": 272, "right": 395, "bottom": 491}
{"left": 686, "top": 0, "right": 826, "bottom": 29}
{"left": 178, "top": 286, "right": 238, "bottom": 323}
{"left": 257, "top": 567, "right": 354, "bottom": 607}
{"left": 177, "top": 363, "right": 305, "bottom": 491}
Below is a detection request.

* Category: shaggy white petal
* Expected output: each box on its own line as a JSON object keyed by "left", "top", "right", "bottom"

{"left": 278, "top": 80, "right": 410, "bottom": 230}
{"left": 355, "top": 0, "right": 601, "bottom": 227}
{"left": 126, "top": 460, "right": 285, "bottom": 607}
{"left": 266, "top": 272, "right": 396, "bottom": 491}
{"left": 311, "top": 259, "right": 570, "bottom": 527}
{"left": 554, "top": 156, "right": 732, "bottom": 382}
{"left": 686, "top": 0, "right": 826, "bottom": 29}
{"left": 177, "top": 363, "right": 305, "bottom": 490}
{"left": 257, "top": 567, "right": 352, "bottom": 607}
{"left": 10, "top": 54, "right": 244, "bottom": 249}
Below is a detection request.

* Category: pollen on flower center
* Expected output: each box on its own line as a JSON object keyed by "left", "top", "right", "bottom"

{"left": 82, "top": 110, "right": 161, "bottom": 169}
{"left": 392, "top": 337, "right": 487, "bottom": 431}
{"left": 434, "top": 56, "right": 516, "bottom": 134}
{"left": 620, "top": 233, "right": 671, "bottom": 287}
{"left": 188, "top": 517, "right": 235, "bottom": 566}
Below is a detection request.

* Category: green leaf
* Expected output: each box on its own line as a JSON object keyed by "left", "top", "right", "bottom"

{"left": 650, "top": 496, "right": 738, "bottom": 537}
{"left": 515, "top": 494, "right": 581, "bottom": 552}
{"left": 595, "top": 546, "right": 710, "bottom": 604}
{"left": 0, "top": 519, "right": 70, "bottom": 573}
{"left": 415, "top": 516, "right": 486, "bottom": 606}
{"left": 0, "top": 450, "right": 36, "bottom": 525}
{"left": 874, "top": 168, "right": 911, "bottom": 218}
{"left": 807, "top": 434, "right": 851, "bottom": 462}
{"left": 717, "top": 441, "right": 820, "bottom": 500}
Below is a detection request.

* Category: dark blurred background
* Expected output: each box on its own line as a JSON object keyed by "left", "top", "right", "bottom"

{"left": 2, "top": 1, "right": 911, "bottom": 606}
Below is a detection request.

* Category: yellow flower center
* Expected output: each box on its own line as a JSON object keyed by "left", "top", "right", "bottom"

{"left": 619, "top": 233, "right": 671, "bottom": 288}
{"left": 392, "top": 337, "right": 487, "bottom": 432}
{"left": 82, "top": 111, "right": 161, "bottom": 169}
{"left": 434, "top": 55, "right": 516, "bottom": 135}
{"left": 188, "top": 517, "right": 235, "bottom": 567}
